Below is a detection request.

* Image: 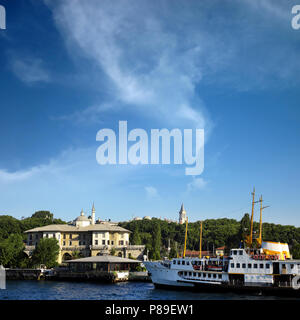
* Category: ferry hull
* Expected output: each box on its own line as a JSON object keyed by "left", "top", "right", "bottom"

{"left": 152, "top": 278, "right": 300, "bottom": 297}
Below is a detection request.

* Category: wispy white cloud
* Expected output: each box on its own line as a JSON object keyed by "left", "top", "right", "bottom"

{"left": 187, "top": 177, "right": 207, "bottom": 192}
{"left": 145, "top": 186, "right": 158, "bottom": 199}
{"left": 47, "top": 0, "right": 213, "bottom": 134}
{"left": 51, "top": 103, "right": 114, "bottom": 125}
{"left": 10, "top": 57, "right": 50, "bottom": 84}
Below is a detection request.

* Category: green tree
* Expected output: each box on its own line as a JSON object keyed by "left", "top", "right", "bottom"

{"left": 291, "top": 243, "right": 300, "bottom": 259}
{"left": 0, "top": 234, "right": 25, "bottom": 267}
{"left": 110, "top": 248, "right": 116, "bottom": 256}
{"left": 131, "top": 225, "right": 141, "bottom": 245}
{"left": 152, "top": 222, "right": 161, "bottom": 260}
{"left": 0, "top": 216, "right": 22, "bottom": 240}
{"left": 31, "top": 238, "right": 59, "bottom": 268}
{"left": 31, "top": 211, "right": 53, "bottom": 220}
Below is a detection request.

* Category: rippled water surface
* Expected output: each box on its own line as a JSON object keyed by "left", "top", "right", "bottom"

{"left": 0, "top": 280, "right": 298, "bottom": 300}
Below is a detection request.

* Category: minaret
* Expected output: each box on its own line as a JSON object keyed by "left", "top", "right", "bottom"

{"left": 91, "top": 202, "right": 95, "bottom": 225}
{"left": 179, "top": 203, "right": 187, "bottom": 224}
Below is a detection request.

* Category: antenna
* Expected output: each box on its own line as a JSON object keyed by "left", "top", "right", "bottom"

{"left": 257, "top": 195, "right": 270, "bottom": 246}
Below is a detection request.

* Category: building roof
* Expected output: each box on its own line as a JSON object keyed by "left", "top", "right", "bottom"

{"left": 66, "top": 255, "right": 139, "bottom": 264}
{"left": 75, "top": 215, "right": 90, "bottom": 222}
{"left": 25, "top": 224, "right": 131, "bottom": 233}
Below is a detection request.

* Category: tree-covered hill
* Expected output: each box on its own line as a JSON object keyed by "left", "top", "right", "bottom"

{"left": 119, "top": 214, "right": 300, "bottom": 259}
{"left": 0, "top": 211, "right": 66, "bottom": 242}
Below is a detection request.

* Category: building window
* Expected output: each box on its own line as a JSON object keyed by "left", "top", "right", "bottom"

{"left": 231, "top": 263, "right": 234, "bottom": 268}
{"left": 69, "top": 241, "right": 72, "bottom": 246}
{"left": 208, "top": 274, "right": 211, "bottom": 278}
{"left": 107, "top": 240, "right": 110, "bottom": 245}
{"left": 102, "top": 240, "right": 105, "bottom": 245}
{"left": 177, "top": 260, "right": 180, "bottom": 265}
{"left": 119, "top": 240, "right": 124, "bottom": 246}
{"left": 260, "top": 264, "right": 264, "bottom": 269}
{"left": 233, "top": 250, "right": 237, "bottom": 255}
{"left": 242, "top": 263, "right": 246, "bottom": 268}
{"left": 187, "top": 261, "right": 190, "bottom": 265}
{"left": 35, "top": 234, "right": 38, "bottom": 240}
{"left": 111, "top": 241, "right": 114, "bottom": 245}
{"left": 70, "top": 234, "right": 72, "bottom": 239}
{"left": 213, "top": 274, "right": 216, "bottom": 278}
{"left": 173, "top": 260, "right": 176, "bottom": 264}
{"left": 248, "top": 264, "right": 252, "bottom": 268}
{"left": 236, "top": 263, "right": 240, "bottom": 268}
{"left": 63, "top": 234, "right": 66, "bottom": 239}
{"left": 266, "top": 264, "right": 270, "bottom": 269}
{"left": 95, "top": 240, "right": 98, "bottom": 245}
{"left": 203, "top": 273, "right": 206, "bottom": 278}
{"left": 218, "top": 274, "right": 222, "bottom": 279}
{"left": 63, "top": 241, "right": 66, "bottom": 246}
{"left": 254, "top": 264, "right": 258, "bottom": 269}
{"left": 291, "top": 264, "right": 294, "bottom": 269}
{"left": 239, "top": 251, "right": 243, "bottom": 255}
{"left": 29, "top": 234, "right": 32, "bottom": 240}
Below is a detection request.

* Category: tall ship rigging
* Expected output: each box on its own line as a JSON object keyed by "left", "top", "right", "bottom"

{"left": 144, "top": 188, "right": 300, "bottom": 295}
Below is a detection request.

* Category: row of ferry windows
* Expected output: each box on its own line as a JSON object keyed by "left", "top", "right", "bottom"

{"left": 182, "top": 271, "right": 222, "bottom": 279}
{"left": 173, "top": 260, "right": 190, "bottom": 265}
{"left": 231, "top": 250, "right": 243, "bottom": 256}
{"left": 230, "top": 263, "right": 270, "bottom": 269}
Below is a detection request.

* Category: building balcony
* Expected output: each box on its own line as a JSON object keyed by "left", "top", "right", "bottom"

{"left": 60, "top": 245, "right": 90, "bottom": 251}
{"left": 90, "top": 245, "right": 145, "bottom": 251}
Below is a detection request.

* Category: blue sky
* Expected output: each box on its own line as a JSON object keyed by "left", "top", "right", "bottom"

{"left": 0, "top": 0, "right": 300, "bottom": 226}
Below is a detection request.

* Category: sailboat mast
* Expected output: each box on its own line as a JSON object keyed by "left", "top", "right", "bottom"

{"left": 199, "top": 221, "right": 202, "bottom": 259}
{"left": 250, "top": 187, "right": 256, "bottom": 245}
{"left": 258, "top": 195, "right": 269, "bottom": 247}
{"left": 259, "top": 195, "right": 263, "bottom": 246}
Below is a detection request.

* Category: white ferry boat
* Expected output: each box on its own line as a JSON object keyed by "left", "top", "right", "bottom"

{"left": 144, "top": 243, "right": 300, "bottom": 294}
{"left": 144, "top": 190, "right": 300, "bottom": 295}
